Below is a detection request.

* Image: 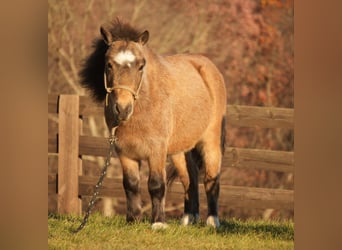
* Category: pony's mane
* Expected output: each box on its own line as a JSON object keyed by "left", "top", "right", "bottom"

{"left": 79, "top": 18, "right": 143, "bottom": 102}
{"left": 79, "top": 38, "right": 107, "bottom": 102}
{"left": 105, "top": 18, "right": 143, "bottom": 42}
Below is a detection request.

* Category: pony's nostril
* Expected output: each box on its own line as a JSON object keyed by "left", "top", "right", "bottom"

{"left": 114, "top": 103, "right": 121, "bottom": 114}
{"left": 114, "top": 103, "right": 133, "bottom": 120}
{"left": 126, "top": 105, "right": 132, "bottom": 114}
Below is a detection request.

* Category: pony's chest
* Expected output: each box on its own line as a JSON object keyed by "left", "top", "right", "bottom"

{"left": 114, "top": 130, "right": 151, "bottom": 160}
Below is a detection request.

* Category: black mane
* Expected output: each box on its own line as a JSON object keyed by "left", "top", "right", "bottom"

{"left": 79, "top": 18, "right": 143, "bottom": 102}
{"left": 105, "top": 17, "right": 143, "bottom": 43}
{"left": 79, "top": 38, "right": 107, "bottom": 102}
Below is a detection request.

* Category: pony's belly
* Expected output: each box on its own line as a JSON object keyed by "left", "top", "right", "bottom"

{"left": 167, "top": 134, "right": 200, "bottom": 155}
{"left": 167, "top": 116, "right": 209, "bottom": 154}
{"left": 167, "top": 144, "right": 196, "bottom": 155}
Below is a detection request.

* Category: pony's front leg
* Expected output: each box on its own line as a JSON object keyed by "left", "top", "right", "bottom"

{"left": 119, "top": 155, "right": 142, "bottom": 223}
{"left": 148, "top": 153, "right": 168, "bottom": 229}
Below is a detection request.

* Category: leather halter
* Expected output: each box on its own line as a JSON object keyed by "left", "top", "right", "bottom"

{"left": 104, "top": 70, "right": 143, "bottom": 107}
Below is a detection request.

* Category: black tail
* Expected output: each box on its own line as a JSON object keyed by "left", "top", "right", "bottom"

{"left": 221, "top": 116, "right": 226, "bottom": 155}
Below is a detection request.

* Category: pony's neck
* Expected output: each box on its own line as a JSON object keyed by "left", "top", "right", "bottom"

{"left": 132, "top": 46, "right": 169, "bottom": 116}
{"left": 136, "top": 47, "right": 158, "bottom": 98}
{"left": 133, "top": 46, "right": 154, "bottom": 111}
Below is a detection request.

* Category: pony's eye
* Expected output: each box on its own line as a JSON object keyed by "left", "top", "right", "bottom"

{"left": 138, "top": 60, "right": 145, "bottom": 71}
{"left": 107, "top": 62, "right": 113, "bottom": 70}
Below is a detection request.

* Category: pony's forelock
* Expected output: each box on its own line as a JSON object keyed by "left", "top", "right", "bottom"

{"left": 104, "top": 18, "right": 143, "bottom": 43}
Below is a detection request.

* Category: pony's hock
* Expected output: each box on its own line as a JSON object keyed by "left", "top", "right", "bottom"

{"left": 80, "top": 17, "right": 226, "bottom": 228}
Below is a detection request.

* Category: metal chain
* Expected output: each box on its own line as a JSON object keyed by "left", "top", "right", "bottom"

{"left": 73, "top": 133, "right": 117, "bottom": 233}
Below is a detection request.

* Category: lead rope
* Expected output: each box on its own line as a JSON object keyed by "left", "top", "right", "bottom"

{"left": 73, "top": 68, "right": 143, "bottom": 232}
{"left": 73, "top": 127, "right": 118, "bottom": 233}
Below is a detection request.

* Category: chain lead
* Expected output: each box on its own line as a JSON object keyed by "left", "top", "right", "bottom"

{"left": 73, "top": 130, "right": 117, "bottom": 233}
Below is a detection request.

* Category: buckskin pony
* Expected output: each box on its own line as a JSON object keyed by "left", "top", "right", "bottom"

{"left": 80, "top": 18, "right": 226, "bottom": 229}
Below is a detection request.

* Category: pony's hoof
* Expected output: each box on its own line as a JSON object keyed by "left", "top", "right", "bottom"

{"left": 180, "top": 214, "right": 193, "bottom": 226}
{"left": 206, "top": 216, "right": 220, "bottom": 228}
{"left": 151, "top": 222, "right": 168, "bottom": 230}
{"left": 180, "top": 214, "right": 199, "bottom": 226}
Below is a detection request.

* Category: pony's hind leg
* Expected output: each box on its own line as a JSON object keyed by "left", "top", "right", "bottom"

{"left": 200, "top": 138, "right": 222, "bottom": 228}
{"left": 119, "top": 156, "right": 142, "bottom": 222}
{"left": 171, "top": 152, "right": 199, "bottom": 225}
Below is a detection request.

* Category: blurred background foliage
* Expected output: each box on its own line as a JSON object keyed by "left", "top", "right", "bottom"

{"left": 48, "top": 0, "right": 293, "bottom": 220}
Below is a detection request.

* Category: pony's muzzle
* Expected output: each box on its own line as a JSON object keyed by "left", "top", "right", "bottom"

{"left": 113, "top": 102, "right": 133, "bottom": 121}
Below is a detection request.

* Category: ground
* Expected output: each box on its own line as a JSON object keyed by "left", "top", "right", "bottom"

{"left": 48, "top": 213, "right": 294, "bottom": 249}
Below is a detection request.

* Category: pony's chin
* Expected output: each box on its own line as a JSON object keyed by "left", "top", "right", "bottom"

{"left": 118, "top": 113, "right": 133, "bottom": 122}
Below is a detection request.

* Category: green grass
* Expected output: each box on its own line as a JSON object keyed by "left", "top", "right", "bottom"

{"left": 48, "top": 213, "right": 293, "bottom": 250}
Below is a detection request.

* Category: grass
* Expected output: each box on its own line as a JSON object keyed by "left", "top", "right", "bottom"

{"left": 48, "top": 213, "right": 294, "bottom": 250}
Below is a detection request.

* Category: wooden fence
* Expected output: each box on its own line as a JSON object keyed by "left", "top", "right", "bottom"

{"left": 48, "top": 94, "right": 294, "bottom": 217}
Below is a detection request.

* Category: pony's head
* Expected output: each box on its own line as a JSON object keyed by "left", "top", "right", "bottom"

{"left": 100, "top": 19, "right": 149, "bottom": 122}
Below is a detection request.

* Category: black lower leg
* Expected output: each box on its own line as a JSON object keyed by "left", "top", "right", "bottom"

{"left": 185, "top": 150, "right": 200, "bottom": 216}
{"left": 123, "top": 175, "right": 142, "bottom": 222}
{"left": 148, "top": 173, "right": 166, "bottom": 223}
{"left": 185, "top": 174, "right": 199, "bottom": 216}
{"left": 204, "top": 175, "right": 220, "bottom": 216}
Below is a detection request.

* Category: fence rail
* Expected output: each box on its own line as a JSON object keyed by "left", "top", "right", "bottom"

{"left": 48, "top": 94, "right": 294, "bottom": 128}
{"left": 48, "top": 94, "right": 294, "bottom": 216}
{"left": 48, "top": 135, "right": 294, "bottom": 173}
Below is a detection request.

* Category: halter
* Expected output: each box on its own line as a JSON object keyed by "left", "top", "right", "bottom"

{"left": 104, "top": 70, "right": 144, "bottom": 107}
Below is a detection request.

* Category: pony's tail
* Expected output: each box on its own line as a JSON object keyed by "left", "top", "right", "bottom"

{"left": 221, "top": 116, "right": 226, "bottom": 155}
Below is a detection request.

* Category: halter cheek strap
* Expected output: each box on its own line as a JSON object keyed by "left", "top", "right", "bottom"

{"left": 104, "top": 72, "right": 143, "bottom": 106}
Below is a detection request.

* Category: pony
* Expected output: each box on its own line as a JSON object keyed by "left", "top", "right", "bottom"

{"left": 79, "top": 18, "right": 226, "bottom": 229}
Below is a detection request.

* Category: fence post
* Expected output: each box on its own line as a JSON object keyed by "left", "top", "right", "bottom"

{"left": 78, "top": 115, "right": 83, "bottom": 214}
{"left": 57, "top": 95, "right": 81, "bottom": 215}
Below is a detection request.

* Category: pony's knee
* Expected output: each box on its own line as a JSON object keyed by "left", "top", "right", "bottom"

{"left": 123, "top": 175, "right": 140, "bottom": 193}
{"left": 123, "top": 175, "right": 142, "bottom": 222}
{"left": 148, "top": 174, "right": 166, "bottom": 199}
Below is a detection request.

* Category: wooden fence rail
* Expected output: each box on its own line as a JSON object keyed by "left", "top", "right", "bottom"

{"left": 48, "top": 94, "right": 294, "bottom": 128}
{"left": 48, "top": 94, "right": 294, "bottom": 216}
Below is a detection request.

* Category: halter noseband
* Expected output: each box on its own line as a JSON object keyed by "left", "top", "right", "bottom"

{"left": 104, "top": 71, "right": 143, "bottom": 107}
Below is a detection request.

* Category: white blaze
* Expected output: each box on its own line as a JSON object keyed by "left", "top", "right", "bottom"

{"left": 114, "top": 50, "right": 136, "bottom": 66}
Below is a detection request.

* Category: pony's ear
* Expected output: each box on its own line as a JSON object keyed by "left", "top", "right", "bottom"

{"left": 138, "top": 30, "right": 149, "bottom": 45}
{"left": 100, "top": 26, "right": 113, "bottom": 45}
